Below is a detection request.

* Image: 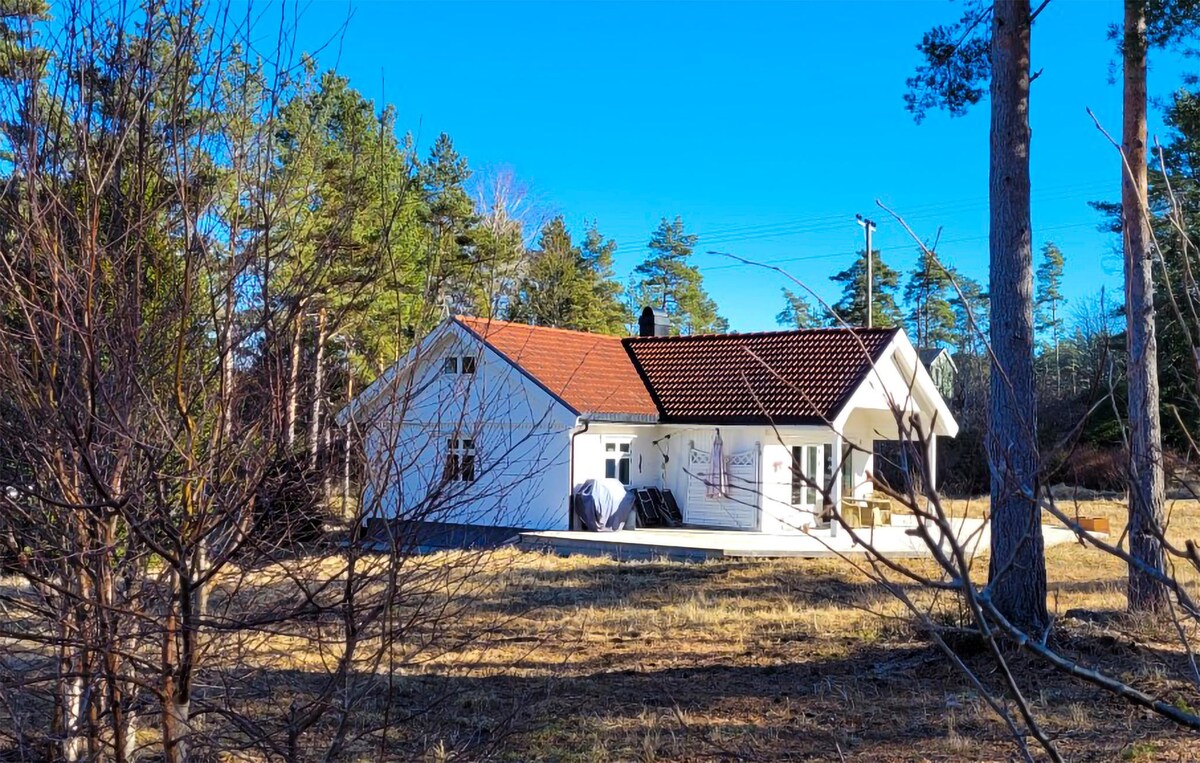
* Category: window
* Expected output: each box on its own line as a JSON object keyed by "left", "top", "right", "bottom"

{"left": 842, "top": 443, "right": 854, "bottom": 496}
{"left": 443, "top": 355, "right": 477, "bottom": 375}
{"left": 790, "top": 444, "right": 824, "bottom": 508}
{"left": 444, "top": 438, "right": 476, "bottom": 482}
{"left": 604, "top": 439, "right": 632, "bottom": 485}
{"left": 824, "top": 443, "right": 835, "bottom": 495}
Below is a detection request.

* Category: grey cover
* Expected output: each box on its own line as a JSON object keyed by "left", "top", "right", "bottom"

{"left": 575, "top": 478, "right": 636, "bottom": 532}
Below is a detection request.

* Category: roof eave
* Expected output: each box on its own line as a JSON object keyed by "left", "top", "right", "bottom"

{"left": 580, "top": 411, "right": 661, "bottom": 424}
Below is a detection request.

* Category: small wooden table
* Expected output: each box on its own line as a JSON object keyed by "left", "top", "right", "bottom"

{"left": 841, "top": 497, "right": 892, "bottom": 528}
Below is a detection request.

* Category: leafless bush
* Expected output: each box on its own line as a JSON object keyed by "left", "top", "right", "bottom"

{"left": 0, "top": 4, "right": 555, "bottom": 760}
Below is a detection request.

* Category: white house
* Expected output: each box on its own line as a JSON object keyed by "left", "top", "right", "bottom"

{"left": 340, "top": 309, "right": 958, "bottom": 536}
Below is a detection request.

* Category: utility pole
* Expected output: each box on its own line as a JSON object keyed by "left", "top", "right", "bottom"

{"left": 856, "top": 214, "right": 877, "bottom": 328}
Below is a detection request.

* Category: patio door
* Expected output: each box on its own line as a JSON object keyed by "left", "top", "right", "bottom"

{"left": 791, "top": 443, "right": 835, "bottom": 521}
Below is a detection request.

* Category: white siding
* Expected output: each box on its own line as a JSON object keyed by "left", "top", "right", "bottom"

{"left": 571, "top": 424, "right": 661, "bottom": 490}
{"left": 759, "top": 427, "right": 842, "bottom": 533}
{"left": 357, "top": 324, "right": 577, "bottom": 531}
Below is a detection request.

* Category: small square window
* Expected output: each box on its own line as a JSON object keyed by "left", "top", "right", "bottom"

{"left": 443, "top": 357, "right": 459, "bottom": 375}
{"left": 461, "top": 356, "right": 476, "bottom": 374}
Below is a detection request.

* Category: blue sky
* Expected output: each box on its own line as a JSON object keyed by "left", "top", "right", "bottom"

{"left": 282, "top": 0, "right": 1194, "bottom": 332}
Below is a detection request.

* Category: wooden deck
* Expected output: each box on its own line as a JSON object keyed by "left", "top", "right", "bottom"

{"left": 519, "top": 519, "right": 1091, "bottom": 562}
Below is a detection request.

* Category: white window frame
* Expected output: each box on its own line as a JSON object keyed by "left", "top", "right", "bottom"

{"left": 444, "top": 437, "right": 477, "bottom": 482}
{"left": 602, "top": 436, "right": 634, "bottom": 486}
{"left": 788, "top": 440, "right": 837, "bottom": 516}
{"left": 443, "top": 354, "right": 478, "bottom": 375}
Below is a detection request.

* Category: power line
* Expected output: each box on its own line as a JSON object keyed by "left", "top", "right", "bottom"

{"left": 609, "top": 180, "right": 1113, "bottom": 253}
{"left": 695, "top": 220, "right": 1099, "bottom": 275}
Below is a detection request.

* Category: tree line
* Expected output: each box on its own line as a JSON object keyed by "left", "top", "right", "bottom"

{"left": 0, "top": 3, "right": 737, "bottom": 755}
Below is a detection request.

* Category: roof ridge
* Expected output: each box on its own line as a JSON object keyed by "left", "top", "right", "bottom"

{"left": 454, "top": 314, "right": 626, "bottom": 341}
{"left": 623, "top": 326, "right": 900, "bottom": 343}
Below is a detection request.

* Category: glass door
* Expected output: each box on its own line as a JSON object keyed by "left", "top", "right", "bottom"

{"left": 791, "top": 443, "right": 836, "bottom": 522}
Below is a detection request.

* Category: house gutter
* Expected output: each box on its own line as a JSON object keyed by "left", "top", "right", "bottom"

{"left": 567, "top": 416, "right": 590, "bottom": 530}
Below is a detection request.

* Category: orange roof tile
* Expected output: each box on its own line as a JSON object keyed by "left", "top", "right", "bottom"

{"left": 453, "top": 316, "right": 658, "bottom": 417}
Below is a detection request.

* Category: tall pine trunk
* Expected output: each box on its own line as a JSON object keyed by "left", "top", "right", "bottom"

{"left": 1123, "top": 0, "right": 1168, "bottom": 612}
{"left": 986, "top": 0, "right": 1048, "bottom": 633}
{"left": 309, "top": 307, "right": 328, "bottom": 470}
{"left": 285, "top": 300, "right": 306, "bottom": 450}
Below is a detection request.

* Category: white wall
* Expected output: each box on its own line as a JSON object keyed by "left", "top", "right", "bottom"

{"left": 576, "top": 424, "right": 860, "bottom": 533}
{"left": 571, "top": 424, "right": 662, "bottom": 490}
{"left": 357, "top": 324, "right": 577, "bottom": 531}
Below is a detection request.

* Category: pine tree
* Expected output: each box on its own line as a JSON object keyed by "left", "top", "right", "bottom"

{"left": 268, "top": 68, "right": 421, "bottom": 454}
{"left": 507, "top": 217, "right": 585, "bottom": 329}
{"left": 908, "top": 0, "right": 1048, "bottom": 631}
{"left": 776, "top": 288, "right": 821, "bottom": 329}
{"left": 507, "top": 217, "right": 629, "bottom": 334}
{"left": 1035, "top": 242, "right": 1066, "bottom": 392}
{"left": 633, "top": 216, "right": 727, "bottom": 334}
{"left": 0, "top": 0, "right": 46, "bottom": 82}
{"left": 950, "top": 275, "right": 990, "bottom": 357}
{"left": 1119, "top": 0, "right": 1200, "bottom": 613}
{"left": 579, "top": 221, "right": 632, "bottom": 334}
{"left": 904, "top": 250, "right": 957, "bottom": 348}
{"left": 830, "top": 250, "right": 902, "bottom": 328}
{"left": 419, "top": 133, "right": 480, "bottom": 315}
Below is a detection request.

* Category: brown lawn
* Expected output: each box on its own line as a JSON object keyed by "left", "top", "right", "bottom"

{"left": 384, "top": 497, "right": 1200, "bottom": 761}
{"left": 9, "top": 498, "right": 1200, "bottom": 761}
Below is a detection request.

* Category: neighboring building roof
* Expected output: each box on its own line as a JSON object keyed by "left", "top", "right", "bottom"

{"left": 918, "top": 347, "right": 956, "bottom": 370}
{"left": 624, "top": 328, "right": 900, "bottom": 424}
{"left": 453, "top": 316, "right": 658, "bottom": 417}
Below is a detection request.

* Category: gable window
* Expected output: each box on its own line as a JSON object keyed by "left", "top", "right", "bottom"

{"left": 444, "top": 438, "right": 476, "bottom": 482}
{"left": 443, "top": 355, "right": 477, "bottom": 375}
{"left": 603, "top": 439, "right": 632, "bottom": 485}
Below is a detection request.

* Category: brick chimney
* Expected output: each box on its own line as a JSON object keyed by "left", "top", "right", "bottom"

{"left": 638, "top": 306, "right": 670, "bottom": 337}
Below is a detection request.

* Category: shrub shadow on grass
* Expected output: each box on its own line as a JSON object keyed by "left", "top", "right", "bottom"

{"left": 472, "top": 556, "right": 926, "bottom": 618}
{"left": 188, "top": 634, "right": 1197, "bottom": 762}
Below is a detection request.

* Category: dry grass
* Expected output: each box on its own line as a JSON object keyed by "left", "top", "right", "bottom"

{"left": 8, "top": 499, "right": 1200, "bottom": 760}
{"left": 388, "top": 497, "right": 1200, "bottom": 761}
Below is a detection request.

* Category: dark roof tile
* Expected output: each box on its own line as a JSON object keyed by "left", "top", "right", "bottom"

{"left": 623, "top": 328, "right": 898, "bottom": 424}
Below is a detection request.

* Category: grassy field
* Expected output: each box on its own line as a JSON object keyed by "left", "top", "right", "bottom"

{"left": 384, "top": 496, "right": 1200, "bottom": 762}
{"left": 8, "top": 498, "right": 1200, "bottom": 761}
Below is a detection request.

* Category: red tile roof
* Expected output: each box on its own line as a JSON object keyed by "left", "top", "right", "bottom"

{"left": 454, "top": 316, "right": 898, "bottom": 423}
{"left": 623, "top": 328, "right": 899, "bottom": 424}
{"left": 453, "top": 316, "right": 658, "bottom": 417}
